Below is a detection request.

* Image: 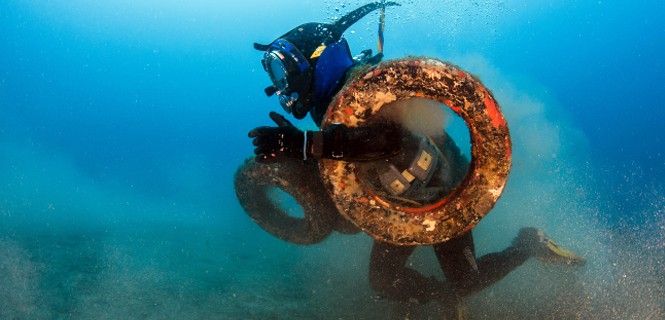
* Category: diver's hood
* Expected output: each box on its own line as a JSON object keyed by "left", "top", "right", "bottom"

{"left": 254, "top": 2, "right": 400, "bottom": 119}
{"left": 253, "top": 2, "right": 400, "bottom": 60}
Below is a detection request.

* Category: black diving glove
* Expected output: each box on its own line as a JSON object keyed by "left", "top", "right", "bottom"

{"left": 248, "top": 112, "right": 305, "bottom": 163}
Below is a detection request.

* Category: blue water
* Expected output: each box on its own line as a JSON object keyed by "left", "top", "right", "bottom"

{"left": 1, "top": 1, "right": 663, "bottom": 319}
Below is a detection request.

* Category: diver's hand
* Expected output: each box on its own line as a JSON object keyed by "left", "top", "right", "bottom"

{"left": 248, "top": 112, "right": 305, "bottom": 163}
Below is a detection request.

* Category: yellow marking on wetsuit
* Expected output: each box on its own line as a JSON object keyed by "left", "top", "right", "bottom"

{"left": 310, "top": 45, "right": 326, "bottom": 59}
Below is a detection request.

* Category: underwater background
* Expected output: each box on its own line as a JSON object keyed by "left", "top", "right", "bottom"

{"left": 1, "top": 0, "right": 663, "bottom": 319}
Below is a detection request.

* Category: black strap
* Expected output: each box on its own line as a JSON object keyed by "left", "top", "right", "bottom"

{"left": 309, "top": 122, "right": 403, "bottom": 161}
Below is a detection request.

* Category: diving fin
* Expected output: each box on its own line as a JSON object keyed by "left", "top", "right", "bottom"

{"left": 539, "top": 236, "right": 586, "bottom": 266}
{"left": 514, "top": 227, "right": 586, "bottom": 266}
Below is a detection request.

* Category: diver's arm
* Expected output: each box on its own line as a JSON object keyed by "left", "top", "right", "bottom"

{"left": 307, "top": 121, "right": 402, "bottom": 161}
{"left": 248, "top": 112, "right": 402, "bottom": 163}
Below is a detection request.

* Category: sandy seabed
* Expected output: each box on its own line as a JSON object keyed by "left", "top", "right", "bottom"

{"left": 0, "top": 215, "right": 662, "bottom": 320}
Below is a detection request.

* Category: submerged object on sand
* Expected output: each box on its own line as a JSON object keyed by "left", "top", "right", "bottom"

{"left": 234, "top": 157, "right": 358, "bottom": 245}
{"left": 320, "top": 58, "right": 512, "bottom": 245}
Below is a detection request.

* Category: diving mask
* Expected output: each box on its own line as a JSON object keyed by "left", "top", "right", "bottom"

{"left": 261, "top": 39, "right": 312, "bottom": 116}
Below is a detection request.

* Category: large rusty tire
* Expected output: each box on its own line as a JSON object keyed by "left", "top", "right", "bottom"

{"left": 234, "top": 158, "right": 341, "bottom": 244}
{"left": 320, "top": 58, "right": 512, "bottom": 245}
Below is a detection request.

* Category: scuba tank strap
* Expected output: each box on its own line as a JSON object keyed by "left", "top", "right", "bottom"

{"left": 378, "top": 0, "right": 386, "bottom": 55}
{"left": 365, "top": 0, "right": 388, "bottom": 64}
{"left": 352, "top": 0, "right": 393, "bottom": 66}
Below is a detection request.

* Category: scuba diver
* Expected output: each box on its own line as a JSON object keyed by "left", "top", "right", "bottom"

{"left": 247, "top": 1, "right": 585, "bottom": 308}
